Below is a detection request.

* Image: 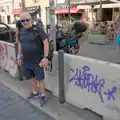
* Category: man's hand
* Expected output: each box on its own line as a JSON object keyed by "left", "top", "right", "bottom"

{"left": 17, "top": 59, "right": 22, "bottom": 66}
{"left": 40, "top": 58, "right": 48, "bottom": 67}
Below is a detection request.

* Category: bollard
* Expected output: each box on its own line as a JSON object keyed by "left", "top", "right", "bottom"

{"left": 58, "top": 50, "right": 65, "bottom": 104}
{"left": 8, "top": 30, "right": 13, "bottom": 42}
{"left": 14, "top": 42, "right": 23, "bottom": 81}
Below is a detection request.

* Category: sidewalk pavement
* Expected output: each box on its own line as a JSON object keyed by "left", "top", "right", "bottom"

{"left": 0, "top": 83, "right": 54, "bottom": 120}
{"left": 0, "top": 69, "right": 103, "bottom": 120}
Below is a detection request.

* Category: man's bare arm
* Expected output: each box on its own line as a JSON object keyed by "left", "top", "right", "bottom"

{"left": 15, "top": 28, "right": 19, "bottom": 43}
{"left": 18, "top": 42, "right": 22, "bottom": 57}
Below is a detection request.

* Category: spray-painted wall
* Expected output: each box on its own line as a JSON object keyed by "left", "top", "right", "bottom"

{"left": 45, "top": 52, "right": 120, "bottom": 120}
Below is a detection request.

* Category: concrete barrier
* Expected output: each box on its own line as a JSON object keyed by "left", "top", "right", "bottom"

{"left": 45, "top": 52, "right": 120, "bottom": 120}
{"left": 0, "top": 41, "right": 18, "bottom": 78}
{"left": 1, "top": 40, "right": 119, "bottom": 119}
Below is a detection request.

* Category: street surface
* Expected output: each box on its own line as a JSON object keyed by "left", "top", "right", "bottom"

{"left": 78, "top": 41, "right": 120, "bottom": 63}
{"left": 0, "top": 70, "right": 103, "bottom": 120}
{"left": 0, "top": 83, "right": 54, "bottom": 120}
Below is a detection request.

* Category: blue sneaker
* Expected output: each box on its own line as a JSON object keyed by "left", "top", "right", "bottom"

{"left": 27, "top": 92, "right": 40, "bottom": 100}
{"left": 40, "top": 96, "right": 47, "bottom": 107}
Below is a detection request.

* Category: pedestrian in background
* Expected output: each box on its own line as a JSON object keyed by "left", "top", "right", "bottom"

{"left": 113, "top": 15, "right": 120, "bottom": 51}
{"left": 112, "top": 16, "right": 118, "bottom": 41}
{"left": 107, "top": 21, "right": 114, "bottom": 43}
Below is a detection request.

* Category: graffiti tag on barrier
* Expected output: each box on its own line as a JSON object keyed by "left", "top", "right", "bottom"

{"left": 0, "top": 43, "right": 17, "bottom": 73}
{"left": 69, "top": 65, "right": 117, "bottom": 103}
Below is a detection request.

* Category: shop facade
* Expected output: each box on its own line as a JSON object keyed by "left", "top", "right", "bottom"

{"left": 25, "top": 0, "right": 49, "bottom": 29}
{"left": 55, "top": 2, "right": 85, "bottom": 26}
{"left": 94, "top": 3, "right": 120, "bottom": 21}
{"left": 12, "top": 0, "right": 22, "bottom": 22}
{"left": 26, "top": 5, "right": 41, "bottom": 21}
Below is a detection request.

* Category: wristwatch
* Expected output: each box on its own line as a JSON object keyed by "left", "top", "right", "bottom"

{"left": 44, "top": 56, "right": 48, "bottom": 59}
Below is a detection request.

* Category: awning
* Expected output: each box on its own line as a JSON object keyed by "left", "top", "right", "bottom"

{"left": 55, "top": 8, "right": 84, "bottom": 14}
{"left": 71, "top": 0, "right": 117, "bottom": 5}
{"left": 94, "top": 3, "right": 120, "bottom": 9}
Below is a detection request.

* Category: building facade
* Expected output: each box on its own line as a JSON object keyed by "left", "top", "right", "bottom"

{"left": 0, "top": 0, "right": 22, "bottom": 24}
{"left": 94, "top": 3, "right": 120, "bottom": 21}
{"left": 0, "top": 0, "right": 50, "bottom": 26}
{"left": 25, "top": 0, "right": 50, "bottom": 28}
{"left": 0, "top": 0, "right": 14, "bottom": 24}
{"left": 55, "top": 0, "right": 88, "bottom": 26}
{"left": 12, "top": 0, "right": 22, "bottom": 21}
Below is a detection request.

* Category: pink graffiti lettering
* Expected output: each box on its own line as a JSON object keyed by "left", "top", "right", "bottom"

{"left": 0, "top": 43, "right": 8, "bottom": 70}
{"left": 0, "top": 43, "right": 5, "bottom": 60}
{"left": 9, "top": 56, "right": 17, "bottom": 72}
{"left": 0, "top": 42, "right": 17, "bottom": 74}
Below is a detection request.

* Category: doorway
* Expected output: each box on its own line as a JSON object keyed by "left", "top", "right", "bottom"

{"left": 102, "top": 8, "right": 112, "bottom": 21}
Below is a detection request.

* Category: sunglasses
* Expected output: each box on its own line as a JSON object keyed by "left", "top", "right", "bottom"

{"left": 21, "top": 19, "right": 31, "bottom": 23}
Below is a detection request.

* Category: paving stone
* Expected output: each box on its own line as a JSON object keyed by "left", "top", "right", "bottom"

{"left": 0, "top": 84, "right": 54, "bottom": 120}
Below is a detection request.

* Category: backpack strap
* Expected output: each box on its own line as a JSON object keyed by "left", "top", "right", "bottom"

{"left": 32, "top": 25, "right": 44, "bottom": 59}
{"left": 32, "top": 25, "right": 54, "bottom": 61}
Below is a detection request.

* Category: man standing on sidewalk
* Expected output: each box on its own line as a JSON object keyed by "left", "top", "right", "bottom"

{"left": 17, "top": 12, "right": 49, "bottom": 107}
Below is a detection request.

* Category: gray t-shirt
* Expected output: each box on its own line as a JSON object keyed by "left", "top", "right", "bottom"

{"left": 19, "top": 26, "right": 47, "bottom": 64}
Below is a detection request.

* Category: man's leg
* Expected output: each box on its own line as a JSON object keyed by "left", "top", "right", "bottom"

{"left": 37, "top": 80, "right": 47, "bottom": 107}
{"left": 22, "top": 65, "right": 39, "bottom": 100}
{"left": 26, "top": 69, "right": 40, "bottom": 100}
{"left": 34, "top": 64, "right": 46, "bottom": 106}
{"left": 31, "top": 77, "right": 37, "bottom": 92}
{"left": 27, "top": 78, "right": 40, "bottom": 100}
{"left": 38, "top": 80, "right": 45, "bottom": 96}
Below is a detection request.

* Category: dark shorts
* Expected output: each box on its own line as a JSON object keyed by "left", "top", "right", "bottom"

{"left": 22, "top": 63, "right": 45, "bottom": 80}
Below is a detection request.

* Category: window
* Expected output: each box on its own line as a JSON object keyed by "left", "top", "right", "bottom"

{"left": 33, "top": 0, "right": 39, "bottom": 3}
{"left": 0, "top": 6, "right": 4, "bottom": 12}
{"left": 114, "top": 8, "right": 119, "bottom": 12}
{"left": 2, "top": 9, "right": 4, "bottom": 12}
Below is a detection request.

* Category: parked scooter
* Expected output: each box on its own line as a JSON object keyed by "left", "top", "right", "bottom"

{"left": 56, "top": 22, "right": 87, "bottom": 55}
